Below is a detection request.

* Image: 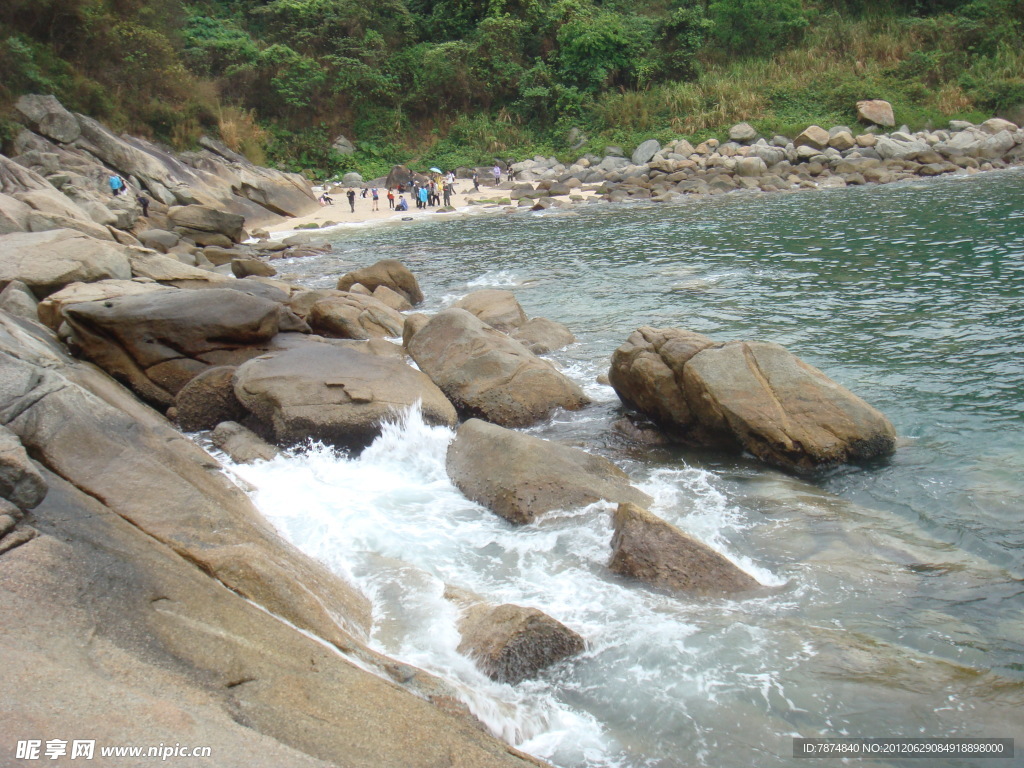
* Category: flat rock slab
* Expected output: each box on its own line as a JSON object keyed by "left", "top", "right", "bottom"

{"left": 609, "top": 503, "right": 760, "bottom": 595}
{"left": 453, "top": 289, "right": 527, "bottom": 333}
{"left": 409, "top": 308, "right": 589, "bottom": 428}
{"left": 233, "top": 340, "right": 457, "bottom": 449}
{"left": 0, "top": 228, "right": 131, "bottom": 298}
{"left": 64, "top": 287, "right": 282, "bottom": 405}
{"left": 447, "top": 419, "right": 651, "bottom": 524}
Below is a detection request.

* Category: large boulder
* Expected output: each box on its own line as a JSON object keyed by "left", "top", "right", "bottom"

{"left": 63, "top": 288, "right": 284, "bottom": 406}
{"left": 210, "top": 420, "right": 280, "bottom": 464}
{"left": 446, "top": 419, "right": 651, "bottom": 525}
{"left": 449, "top": 590, "right": 584, "bottom": 684}
{"left": 14, "top": 94, "right": 81, "bottom": 144}
{"left": 681, "top": 340, "right": 896, "bottom": 470}
{"left": 168, "top": 204, "right": 245, "bottom": 242}
{"left": 0, "top": 229, "right": 132, "bottom": 298}
{"left": 794, "top": 126, "right": 831, "bottom": 151}
{"left": 729, "top": 122, "right": 758, "bottom": 142}
{"left": 631, "top": 139, "right": 661, "bottom": 165}
{"left": 232, "top": 340, "right": 457, "bottom": 449}
{"left": 336, "top": 259, "right": 424, "bottom": 305}
{"left": 609, "top": 503, "right": 760, "bottom": 595}
{"left": 408, "top": 309, "right": 589, "bottom": 428}
{"left": 856, "top": 100, "right": 896, "bottom": 127}
{"left": 608, "top": 327, "right": 715, "bottom": 433}
{"left": 609, "top": 327, "right": 896, "bottom": 471}
{"left": 174, "top": 366, "right": 247, "bottom": 432}
{"left": 309, "top": 293, "right": 405, "bottom": 340}
{"left": 36, "top": 278, "right": 170, "bottom": 330}
{"left": 453, "top": 289, "right": 527, "bottom": 332}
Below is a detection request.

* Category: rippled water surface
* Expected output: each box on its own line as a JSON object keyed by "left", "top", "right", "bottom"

{"left": 226, "top": 170, "right": 1024, "bottom": 767}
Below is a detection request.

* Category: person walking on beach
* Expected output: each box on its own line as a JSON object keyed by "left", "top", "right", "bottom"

{"left": 472, "top": 170, "right": 479, "bottom": 192}
{"left": 371, "top": 187, "right": 379, "bottom": 211}
{"left": 346, "top": 188, "right": 356, "bottom": 212}
{"left": 387, "top": 188, "right": 395, "bottom": 209}
{"left": 506, "top": 160, "right": 514, "bottom": 182}
{"left": 492, "top": 164, "right": 501, "bottom": 185}
{"left": 418, "top": 184, "right": 429, "bottom": 209}
{"left": 442, "top": 181, "right": 452, "bottom": 207}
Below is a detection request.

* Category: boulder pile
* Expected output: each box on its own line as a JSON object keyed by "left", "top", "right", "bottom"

{"left": 460, "top": 109, "right": 1023, "bottom": 205}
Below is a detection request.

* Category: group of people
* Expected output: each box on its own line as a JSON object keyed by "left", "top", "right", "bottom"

{"left": 316, "top": 162, "right": 515, "bottom": 218}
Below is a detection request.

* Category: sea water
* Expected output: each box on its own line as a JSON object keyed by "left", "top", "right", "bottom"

{"left": 220, "top": 170, "right": 1024, "bottom": 767}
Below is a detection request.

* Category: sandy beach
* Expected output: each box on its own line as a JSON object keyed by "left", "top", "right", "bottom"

{"left": 267, "top": 183, "right": 602, "bottom": 234}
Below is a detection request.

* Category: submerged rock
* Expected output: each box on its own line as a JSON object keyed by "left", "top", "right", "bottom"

{"left": 609, "top": 502, "right": 760, "bottom": 595}
{"left": 446, "top": 419, "right": 651, "bottom": 524}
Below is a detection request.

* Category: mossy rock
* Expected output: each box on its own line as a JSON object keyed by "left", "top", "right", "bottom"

{"left": 296, "top": 222, "right": 321, "bottom": 230}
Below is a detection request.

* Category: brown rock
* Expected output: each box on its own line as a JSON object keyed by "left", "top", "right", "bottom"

{"left": 446, "top": 419, "right": 651, "bottom": 525}
{"left": 608, "top": 326, "right": 715, "bottom": 434}
{"left": 0, "top": 228, "right": 132, "bottom": 298}
{"left": 36, "top": 278, "right": 170, "bottom": 330}
{"left": 453, "top": 289, "right": 527, "bottom": 332}
{"left": 609, "top": 503, "right": 759, "bottom": 594}
{"left": 210, "top": 420, "right": 280, "bottom": 464}
{"left": 336, "top": 259, "right": 424, "bottom": 305}
{"left": 372, "top": 285, "right": 413, "bottom": 311}
{"left": 231, "top": 257, "right": 277, "bottom": 278}
{"left": 309, "top": 293, "right": 405, "bottom": 340}
{"left": 794, "top": 126, "right": 831, "bottom": 151}
{"left": 167, "top": 205, "right": 245, "bottom": 242}
{"left": 856, "top": 100, "right": 895, "bottom": 127}
{"left": 233, "top": 339, "right": 457, "bottom": 449}
{"left": 175, "top": 366, "right": 247, "bottom": 431}
{"left": 64, "top": 288, "right": 282, "bottom": 406}
{"left": 682, "top": 340, "right": 896, "bottom": 471}
{"left": 408, "top": 309, "right": 589, "bottom": 428}
{"left": 455, "top": 600, "right": 584, "bottom": 684}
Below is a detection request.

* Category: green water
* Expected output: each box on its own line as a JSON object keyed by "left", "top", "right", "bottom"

{"left": 275, "top": 169, "right": 1024, "bottom": 767}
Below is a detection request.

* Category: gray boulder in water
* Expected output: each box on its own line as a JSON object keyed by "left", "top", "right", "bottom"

{"left": 609, "top": 326, "right": 896, "bottom": 472}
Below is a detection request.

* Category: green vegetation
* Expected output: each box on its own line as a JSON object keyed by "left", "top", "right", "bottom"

{"left": 1, "top": 0, "right": 1021, "bottom": 177}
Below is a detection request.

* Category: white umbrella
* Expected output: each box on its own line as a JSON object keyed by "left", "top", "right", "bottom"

{"left": 429, "top": 167, "right": 442, "bottom": 173}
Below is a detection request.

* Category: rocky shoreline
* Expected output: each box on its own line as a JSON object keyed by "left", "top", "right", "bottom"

{"left": 0, "top": 93, "right": 987, "bottom": 766}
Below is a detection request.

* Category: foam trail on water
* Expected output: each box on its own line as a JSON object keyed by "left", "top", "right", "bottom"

{"left": 220, "top": 405, "right": 786, "bottom": 767}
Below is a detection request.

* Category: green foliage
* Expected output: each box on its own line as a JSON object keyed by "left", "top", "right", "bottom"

{"left": 1, "top": 0, "right": 1022, "bottom": 177}
{"left": 709, "top": 0, "right": 808, "bottom": 55}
